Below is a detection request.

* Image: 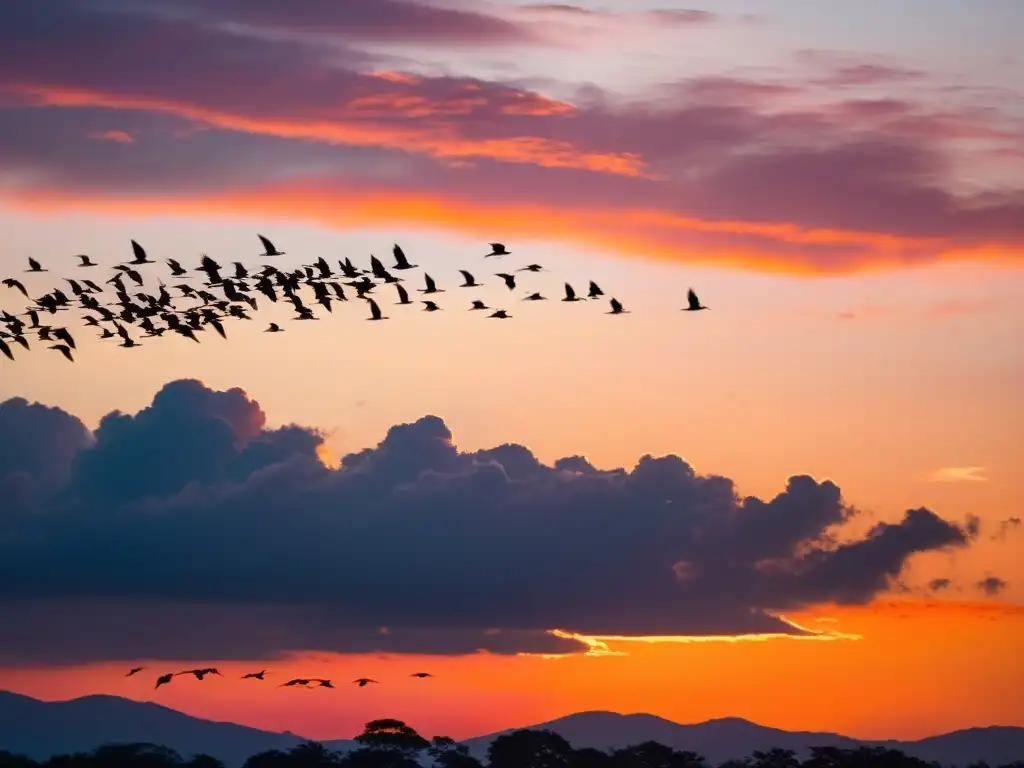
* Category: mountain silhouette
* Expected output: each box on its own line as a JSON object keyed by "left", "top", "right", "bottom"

{"left": 1, "top": 692, "right": 1021, "bottom": 766}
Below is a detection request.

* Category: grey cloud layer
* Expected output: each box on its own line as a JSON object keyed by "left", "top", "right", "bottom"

{"left": 0, "top": 379, "right": 979, "bottom": 664}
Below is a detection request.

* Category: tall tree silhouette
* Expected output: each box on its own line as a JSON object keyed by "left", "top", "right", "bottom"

{"left": 487, "top": 729, "right": 574, "bottom": 768}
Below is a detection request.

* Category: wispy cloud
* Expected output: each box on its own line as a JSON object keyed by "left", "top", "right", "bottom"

{"left": 926, "top": 467, "right": 989, "bottom": 483}
{"left": 88, "top": 129, "right": 133, "bottom": 144}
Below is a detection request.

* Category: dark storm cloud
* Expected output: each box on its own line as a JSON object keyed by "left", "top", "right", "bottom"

{"left": 0, "top": 380, "right": 979, "bottom": 665}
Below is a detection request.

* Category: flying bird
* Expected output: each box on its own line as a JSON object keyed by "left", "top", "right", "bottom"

{"left": 49, "top": 344, "right": 74, "bottom": 362}
{"left": 0, "top": 339, "right": 12, "bottom": 361}
{"left": 26, "top": 257, "right": 46, "bottom": 272}
{"left": 258, "top": 234, "right": 285, "bottom": 256}
{"left": 76, "top": 255, "right": 97, "bottom": 267}
{"left": 422, "top": 300, "right": 442, "bottom": 312}
{"left": 155, "top": 674, "right": 173, "bottom": 689}
{"left": 522, "top": 292, "right": 546, "bottom": 301}
{"left": 312, "top": 679, "right": 334, "bottom": 688}
{"left": 352, "top": 678, "right": 378, "bottom": 687}
{"left": 129, "top": 240, "right": 154, "bottom": 264}
{"left": 394, "top": 284, "right": 413, "bottom": 305}
{"left": 126, "top": 667, "right": 145, "bottom": 677}
{"left": 485, "top": 243, "right": 509, "bottom": 257}
{"left": 2, "top": 278, "right": 28, "bottom": 298}
{"left": 458, "top": 270, "right": 481, "bottom": 287}
{"left": 562, "top": 283, "right": 585, "bottom": 302}
{"left": 280, "top": 679, "right": 311, "bottom": 687}
{"left": 587, "top": 281, "right": 604, "bottom": 299}
{"left": 265, "top": 323, "right": 283, "bottom": 332}
{"left": 242, "top": 671, "right": 267, "bottom": 680}
{"left": 365, "top": 297, "right": 388, "bottom": 321}
{"left": 683, "top": 288, "right": 708, "bottom": 311}
{"left": 495, "top": 273, "right": 516, "bottom": 291}
{"left": 488, "top": 310, "right": 511, "bottom": 319}
{"left": 392, "top": 244, "right": 418, "bottom": 270}
{"left": 178, "top": 668, "right": 221, "bottom": 680}
{"left": 419, "top": 274, "right": 443, "bottom": 294}
{"left": 410, "top": 672, "right": 434, "bottom": 678}
{"left": 606, "top": 298, "right": 628, "bottom": 315}
{"left": 469, "top": 300, "right": 489, "bottom": 310}
{"left": 517, "top": 264, "right": 544, "bottom": 272}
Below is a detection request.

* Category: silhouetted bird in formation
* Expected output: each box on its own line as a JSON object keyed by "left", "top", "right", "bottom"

{"left": 154, "top": 673, "right": 173, "bottom": 689}
{"left": 353, "top": 678, "right": 378, "bottom": 687}
{"left": 242, "top": 671, "right": 267, "bottom": 680}
{"left": 125, "top": 667, "right": 144, "bottom": 677}
{"left": 410, "top": 672, "right": 433, "bottom": 678}
{"left": 128, "top": 664, "right": 437, "bottom": 693}
{"left": 1, "top": 236, "right": 711, "bottom": 364}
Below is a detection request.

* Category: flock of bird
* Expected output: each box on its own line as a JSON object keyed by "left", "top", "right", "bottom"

{"left": 0, "top": 235, "right": 709, "bottom": 363}
{"left": 124, "top": 665, "right": 432, "bottom": 691}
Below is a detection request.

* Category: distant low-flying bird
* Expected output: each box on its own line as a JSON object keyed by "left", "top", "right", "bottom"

{"left": 606, "top": 298, "right": 628, "bottom": 315}
{"left": 242, "top": 671, "right": 267, "bottom": 680}
{"left": 265, "top": 323, "right": 283, "bottom": 332}
{"left": 488, "top": 310, "right": 511, "bottom": 319}
{"left": 587, "top": 280, "right": 604, "bottom": 299}
{"left": 410, "top": 672, "right": 433, "bottom": 678}
{"left": 313, "top": 679, "right": 334, "bottom": 688}
{"left": 458, "top": 270, "right": 481, "bottom": 287}
{"left": 683, "top": 288, "right": 708, "bottom": 311}
{"left": 352, "top": 678, "right": 378, "bottom": 687}
{"left": 392, "top": 244, "right": 418, "bottom": 270}
{"left": 53, "top": 327, "right": 75, "bottom": 348}
{"left": 126, "top": 667, "right": 145, "bottom": 677}
{"left": 155, "top": 673, "right": 173, "bottom": 689}
{"left": 469, "top": 300, "right": 489, "bottom": 310}
{"left": 485, "top": 243, "right": 509, "bottom": 257}
{"left": 422, "top": 300, "right": 442, "bottom": 312}
{"left": 2, "top": 278, "right": 28, "bottom": 298}
{"left": 280, "top": 679, "right": 311, "bottom": 688}
{"left": 495, "top": 273, "right": 516, "bottom": 291}
{"left": 517, "top": 264, "right": 544, "bottom": 272}
{"left": 166, "top": 259, "right": 187, "bottom": 276}
{"left": 365, "top": 297, "right": 388, "bottom": 321}
{"left": 562, "top": 283, "right": 585, "bottom": 302}
{"left": 77, "top": 254, "right": 97, "bottom": 267}
{"left": 49, "top": 344, "right": 74, "bottom": 362}
{"left": 178, "top": 668, "right": 221, "bottom": 680}
{"left": 522, "top": 292, "right": 546, "bottom": 301}
{"left": 129, "top": 240, "right": 154, "bottom": 264}
{"left": 258, "top": 234, "right": 285, "bottom": 256}
{"left": 26, "top": 257, "right": 46, "bottom": 272}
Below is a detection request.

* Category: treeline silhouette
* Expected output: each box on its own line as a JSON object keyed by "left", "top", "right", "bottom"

{"left": 2, "top": 719, "right": 1021, "bottom": 768}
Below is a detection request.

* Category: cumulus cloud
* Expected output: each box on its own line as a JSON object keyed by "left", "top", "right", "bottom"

{"left": 0, "top": 380, "right": 979, "bottom": 666}
{"left": 0, "top": 0, "right": 1022, "bottom": 272}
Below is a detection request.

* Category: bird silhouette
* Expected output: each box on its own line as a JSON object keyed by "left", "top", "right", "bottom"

{"left": 257, "top": 234, "right": 285, "bottom": 256}
{"left": 392, "top": 244, "right": 418, "bottom": 270}
{"left": 606, "top": 298, "right": 628, "bottom": 314}
{"left": 587, "top": 280, "right": 604, "bottom": 299}
{"left": 422, "top": 300, "right": 442, "bottom": 312}
{"left": 265, "top": 323, "right": 283, "bottom": 332}
{"left": 312, "top": 679, "right": 334, "bottom": 688}
{"left": 684, "top": 288, "right": 708, "bottom": 311}
{"left": 485, "top": 243, "right": 509, "bottom": 257}
{"left": 155, "top": 673, "right": 173, "bottom": 689}
{"left": 129, "top": 240, "right": 154, "bottom": 264}
{"left": 419, "top": 274, "right": 444, "bottom": 294}
{"left": 365, "top": 297, "right": 388, "bottom": 321}
{"left": 126, "top": 667, "right": 145, "bottom": 677}
{"left": 2, "top": 278, "right": 28, "bottom": 298}
{"left": 488, "top": 310, "right": 511, "bottom": 319}
{"left": 178, "top": 668, "right": 221, "bottom": 680}
{"left": 517, "top": 264, "right": 544, "bottom": 272}
{"left": 562, "top": 283, "right": 585, "bottom": 302}
{"left": 522, "top": 292, "right": 546, "bottom": 301}
{"left": 0, "top": 339, "right": 13, "bottom": 361}
{"left": 469, "top": 300, "right": 489, "bottom": 310}
{"left": 352, "top": 678, "right": 378, "bottom": 687}
{"left": 410, "top": 672, "right": 434, "bottom": 678}
{"left": 280, "top": 679, "right": 311, "bottom": 687}
{"left": 458, "top": 270, "right": 481, "bottom": 287}
{"left": 394, "top": 284, "right": 414, "bottom": 305}
{"left": 495, "top": 273, "right": 516, "bottom": 291}
{"left": 77, "top": 255, "right": 97, "bottom": 267}
{"left": 26, "top": 257, "right": 46, "bottom": 272}
{"left": 242, "top": 671, "right": 267, "bottom": 680}
{"left": 49, "top": 344, "right": 73, "bottom": 362}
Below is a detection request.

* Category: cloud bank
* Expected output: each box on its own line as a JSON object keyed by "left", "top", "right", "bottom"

{"left": 0, "top": 380, "right": 981, "bottom": 665}
{"left": 0, "top": 0, "right": 1022, "bottom": 272}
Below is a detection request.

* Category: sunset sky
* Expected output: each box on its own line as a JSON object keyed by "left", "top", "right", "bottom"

{"left": 0, "top": 0, "right": 1022, "bottom": 746}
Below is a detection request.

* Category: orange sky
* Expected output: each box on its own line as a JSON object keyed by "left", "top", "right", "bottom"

{"left": 1, "top": 0, "right": 1022, "bottom": 745}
